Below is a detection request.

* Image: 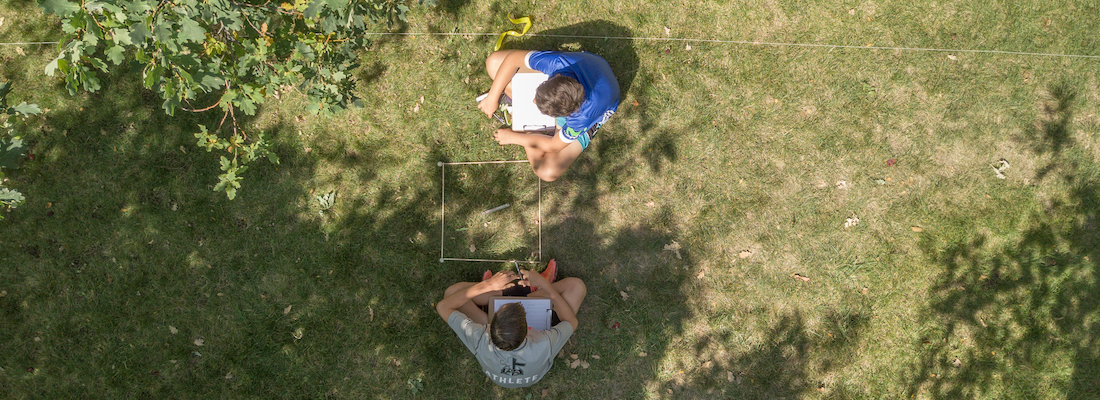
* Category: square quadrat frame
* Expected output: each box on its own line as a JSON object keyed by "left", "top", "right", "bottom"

{"left": 438, "top": 160, "right": 541, "bottom": 264}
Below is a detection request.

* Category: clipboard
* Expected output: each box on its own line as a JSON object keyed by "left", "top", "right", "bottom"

{"left": 510, "top": 73, "right": 557, "bottom": 132}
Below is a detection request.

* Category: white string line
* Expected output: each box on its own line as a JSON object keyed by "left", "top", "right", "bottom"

{"left": 0, "top": 42, "right": 59, "bottom": 46}
{"left": 363, "top": 32, "right": 1100, "bottom": 60}
{"left": 441, "top": 160, "right": 528, "bottom": 165}
{"left": 537, "top": 178, "right": 541, "bottom": 261}
{"left": 439, "top": 162, "right": 446, "bottom": 262}
{"left": 442, "top": 258, "right": 541, "bottom": 263}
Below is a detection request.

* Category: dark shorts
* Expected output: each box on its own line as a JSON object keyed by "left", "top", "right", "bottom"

{"left": 480, "top": 285, "right": 561, "bottom": 326}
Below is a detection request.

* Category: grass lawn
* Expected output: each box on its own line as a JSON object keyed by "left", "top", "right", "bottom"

{"left": 2, "top": 0, "right": 1100, "bottom": 398}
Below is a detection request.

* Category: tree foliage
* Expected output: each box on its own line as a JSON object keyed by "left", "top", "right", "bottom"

{"left": 0, "top": 82, "right": 41, "bottom": 217}
{"left": 38, "top": 0, "right": 426, "bottom": 198}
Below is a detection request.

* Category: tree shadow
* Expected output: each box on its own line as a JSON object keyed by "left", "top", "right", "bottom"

{"left": 908, "top": 82, "right": 1100, "bottom": 399}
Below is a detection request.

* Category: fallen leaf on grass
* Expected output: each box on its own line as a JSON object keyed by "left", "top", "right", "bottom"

{"left": 620, "top": 291, "right": 629, "bottom": 300}
{"left": 738, "top": 250, "right": 753, "bottom": 259}
{"left": 570, "top": 354, "right": 579, "bottom": 360}
{"left": 685, "top": 44, "right": 692, "bottom": 51}
{"left": 580, "top": 360, "right": 590, "bottom": 369}
{"left": 991, "top": 159, "right": 1009, "bottom": 179}
{"left": 664, "top": 240, "right": 682, "bottom": 259}
{"left": 632, "top": 100, "right": 639, "bottom": 106}
{"left": 169, "top": 325, "right": 178, "bottom": 335}
{"left": 225, "top": 372, "right": 234, "bottom": 380}
{"left": 638, "top": 351, "right": 647, "bottom": 357}
{"left": 696, "top": 269, "right": 706, "bottom": 279}
{"left": 953, "top": 358, "right": 962, "bottom": 368}
{"left": 727, "top": 371, "right": 735, "bottom": 382}
{"left": 193, "top": 338, "right": 204, "bottom": 346}
{"left": 284, "top": 305, "right": 293, "bottom": 315}
{"left": 887, "top": 158, "right": 897, "bottom": 167}
{"left": 292, "top": 327, "right": 304, "bottom": 340}
{"left": 469, "top": 244, "right": 476, "bottom": 253}
{"left": 911, "top": 226, "right": 924, "bottom": 232}
{"left": 861, "top": 287, "right": 869, "bottom": 295}
{"left": 792, "top": 273, "right": 811, "bottom": 282}
{"left": 844, "top": 214, "right": 860, "bottom": 228}
{"left": 645, "top": 201, "right": 655, "bottom": 207}
{"left": 570, "top": 359, "right": 582, "bottom": 369}
{"left": 664, "top": 26, "right": 671, "bottom": 35}
{"left": 947, "top": 54, "right": 957, "bottom": 60}
{"left": 611, "top": 321, "right": 621, "bottom": 330}
{"left": 835, "top": 180, "right": 851, "bottom": 190}
{"left": 542, "top": 388, "right": 550, "bottom": 398}
{"left": 591, "top": 355, "right": 601, "bottom": 360}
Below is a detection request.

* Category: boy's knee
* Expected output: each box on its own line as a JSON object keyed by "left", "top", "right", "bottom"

{"left": 561, "top": 277, "right": 586, "bottom": 296}
{"left": 444, "top": 282, "right": 467, "bottom": 297}
{"left": 485, "top": 51, "right": 506, "bottom": 74}
{"left": 535, "top": 169, "right": 562, "bottom": 182}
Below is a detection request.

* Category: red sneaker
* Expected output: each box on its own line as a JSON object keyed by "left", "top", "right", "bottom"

{"left": 540, "top": 259, "right": 557, "bottom": 284}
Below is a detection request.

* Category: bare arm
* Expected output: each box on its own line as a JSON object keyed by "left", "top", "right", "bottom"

{"left": 494, "top": 127, "right": 571, "bottom": 153}
{"left": 523, "top": 270, "right": 579, "bottom": 330}
{"left": 436, "top": 272, "right": 519, "bottom": 320}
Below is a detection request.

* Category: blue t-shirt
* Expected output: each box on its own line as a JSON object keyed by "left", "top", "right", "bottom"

{"left": 525, "top": 51, "right": 620, "bottom": 144}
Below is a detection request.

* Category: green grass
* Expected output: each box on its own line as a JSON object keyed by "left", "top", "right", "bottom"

{"left": 3, "top": 0, "right": 1100, "bottom": 398}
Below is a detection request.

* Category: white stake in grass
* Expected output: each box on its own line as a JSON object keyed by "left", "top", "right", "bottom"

{"left": 482, "top": 203, "right": 511, "bottom": 215}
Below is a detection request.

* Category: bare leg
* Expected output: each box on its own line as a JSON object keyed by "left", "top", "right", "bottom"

{"left": 529, "top": 277, "right": 587, "bottom": 315}
{"left": 523, "top": 139, "right": 583, "bottom": 182}
{"left": 485, "top": 50, "right": 538, "bottom": 98}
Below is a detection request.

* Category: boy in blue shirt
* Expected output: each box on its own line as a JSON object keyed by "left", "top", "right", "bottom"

{"left": 478, "top": 50, "right": 620, "bottom": 182}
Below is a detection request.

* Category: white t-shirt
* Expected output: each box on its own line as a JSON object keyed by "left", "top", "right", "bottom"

{"left": 447, "top": 310, "right": 574, "bottom": 388}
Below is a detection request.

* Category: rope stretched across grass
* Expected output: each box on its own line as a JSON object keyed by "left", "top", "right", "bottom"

{"left": 8, "top": 32, "right": 1098, "bottom": 59}
{"left": 361, "top": 32, "right": 1100, "bottom": 60}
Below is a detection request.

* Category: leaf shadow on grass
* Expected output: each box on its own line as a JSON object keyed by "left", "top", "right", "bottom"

{"left": 907, "top": 82, "right": 1100, "bottom": 399}
{"left": 432, "top": 0, "right": 473, "bottom": 18}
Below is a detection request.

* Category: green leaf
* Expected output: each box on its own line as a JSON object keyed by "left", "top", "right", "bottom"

{"left": 144, "top": 65, "right": 163, "bottom": 89}
{"left": 177, "top": 18, "right": 206, "bottom": 43}
{"left": 12, "top": 103, "right": 41, "bottom": 115}
{"left": 238, "top": 96, "right": 256, "bottom": 115}
{"left": 111, "top": 27, "right": 133, "bottom": 45}
{"left": 88, "top": 57, "right": 109, "bottom": 72}
{"left": 44, "top": 57, "right": 62, "bottom": 76}
{"left": 153, "top": 23, "right": 176, "bottom": 52}
{"left": 176, "top": 68, "right": 194, "bottom": 86}
{"left": 105, "top": 45, "right": 126, "bottom": 65}
{"left": 129, "top": 22, "right": 150, "bottom": 45}
{"left": 0, "top": 137, "right": 26, "bottom": 169}
{"left": 38, "top": 0, "right": 81, "bottom": 17}
{"left": 0, "top": 188, "right": 26, "bottom": 208}
{"left": 197, "top": 73, "right": 225, "bottom": 90}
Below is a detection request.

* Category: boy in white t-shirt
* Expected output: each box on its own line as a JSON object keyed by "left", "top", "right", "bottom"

{"left": 436, "top": 264, "right": 586, "bottom": 388}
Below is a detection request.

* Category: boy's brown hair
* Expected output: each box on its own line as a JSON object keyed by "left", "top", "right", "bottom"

{"left": 535, "top": 75, "right": 585, "bottom": 117}
{"left": 490, "top": 303, "right": 528, "bottom": 351}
